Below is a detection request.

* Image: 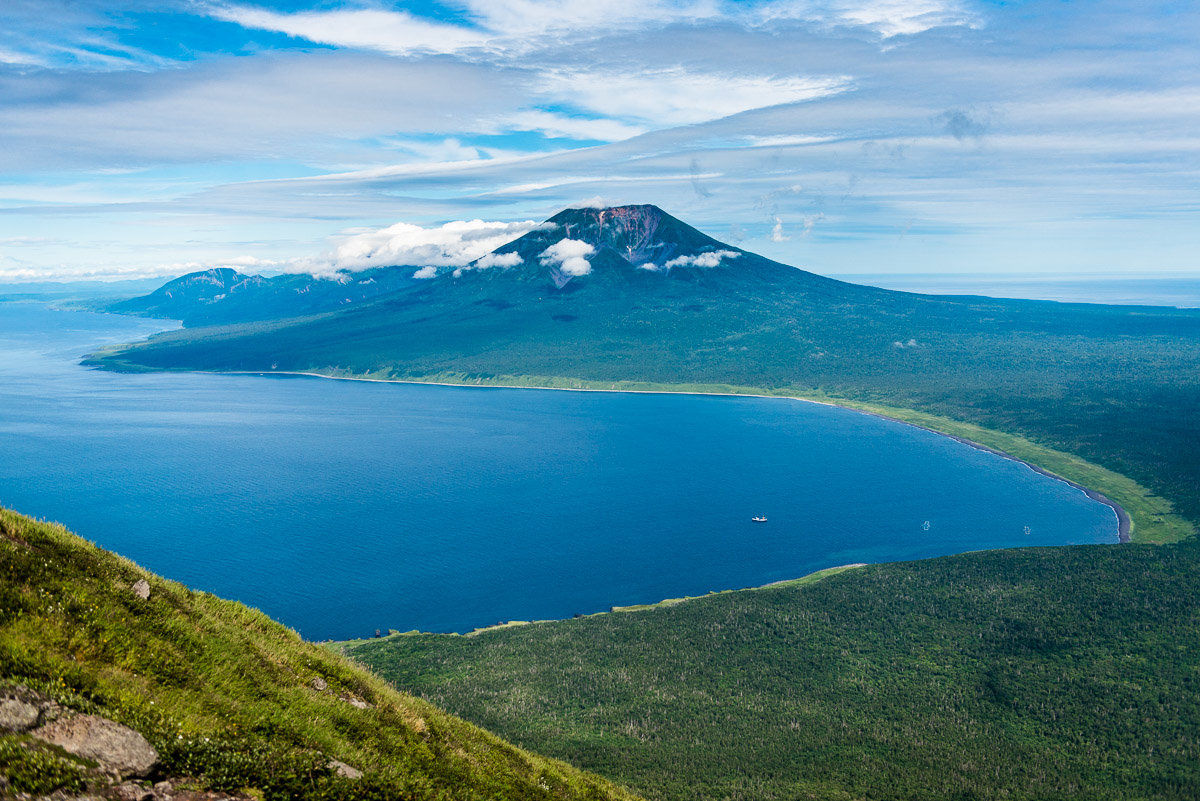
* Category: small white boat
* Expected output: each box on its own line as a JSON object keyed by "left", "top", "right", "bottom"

{"left": 752, "top": 516, "right": 768, "bottom": 523}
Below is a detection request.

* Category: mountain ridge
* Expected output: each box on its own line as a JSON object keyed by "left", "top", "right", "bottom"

{"left": 108, "top": 263, "right": 422, "bottom": 327}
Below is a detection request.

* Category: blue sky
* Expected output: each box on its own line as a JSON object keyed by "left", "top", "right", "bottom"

{"left": 0, "top": 0, "right": 1198, "bottom": 281}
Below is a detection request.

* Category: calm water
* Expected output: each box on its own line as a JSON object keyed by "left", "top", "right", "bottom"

{"left": 0, "top": 303, "right": 1118, "bottom": 640}
{"left": 839, "top": 274, "right": 1200, "bottom": 307}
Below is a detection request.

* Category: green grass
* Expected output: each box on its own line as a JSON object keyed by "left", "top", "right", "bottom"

{"left": 0, "top": 507, "right": 641, "bottom": 801}
{"left": 345, "top": 542, "right": 1200, "bottom": 801}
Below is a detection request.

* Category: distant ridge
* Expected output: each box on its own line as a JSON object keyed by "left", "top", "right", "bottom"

{"left": 109, "top": 264, "right": 421, "bottom": 327}
{"left": 112, "top": 204, "right": 847, "bottom": 327}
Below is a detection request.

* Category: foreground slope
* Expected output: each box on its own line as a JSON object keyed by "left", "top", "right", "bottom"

{"left": 0, "top": 507, "right": 640, "bottom": 801}
{"left": 90, "top": 206, "right": 1200, "bottom": 527}
{"left": 345, "top": 544, "right": 1200, "bottom": 801}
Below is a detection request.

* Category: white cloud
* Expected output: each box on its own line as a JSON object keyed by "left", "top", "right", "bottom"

{"left": 209, "top": 0, "right": 974, "bottom": 61}
{"left": 0, "top": 46, "right": 43, "bottom": 66}
{"left": 758, "top": 0, "right": 977, "bottom": 38}
{"left": 663, "top": 249, "right": 740, "bottom": 269}
{"left": 476, "top": 251, "right": 524, "bottom": 269}
{"left": 460, "top": 0, "right": 722, "bottom": 37}
{"left": 329, "top": 219, "right": 546, "bottom": 272}
{"left": 412, "top": 265, "right": 438, "bottom": 279}
{"left": 538, "top": 68, "right": 851, "bottom": 126}
{"left": 453, "top": 250, "right": 525, "bottom": 277}
{"left": 539, "top": 238, "right": 595, "bottom": 276}
{"left": 0, "top": 52, "right": 531, "bottom": 171}
{"left": 503, "top": 110, "right": 647, "bottom": 141}
{"left": 385, "top": 137, "right": 486, "bottom": 162}
{"left": 826, "top": 0, "right": 976, "bottom": 37}
{"left": 771, "top": 217, "right": 790, "bottom": 242}
{"left": 208, "top": 5, "right": 490, "bottom": 56}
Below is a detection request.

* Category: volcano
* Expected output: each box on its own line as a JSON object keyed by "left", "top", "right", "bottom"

{"left": 91, "top": 204, "right": 1200, "bottom": 419}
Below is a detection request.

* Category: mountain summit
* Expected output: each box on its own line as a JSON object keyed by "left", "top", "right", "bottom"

{"left": 452, "top": 204, "right": 797, "bottom": 290}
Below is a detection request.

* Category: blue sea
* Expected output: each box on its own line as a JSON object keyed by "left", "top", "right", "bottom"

{"left": 0, "top": 303, "right": 1118, "bottom": 640}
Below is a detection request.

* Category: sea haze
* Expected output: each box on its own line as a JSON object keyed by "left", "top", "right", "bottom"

{"left": 840, "top": 274, "right": 1200, "bottom": 308}
{"left": 0, "top": 303, "right": 1118, "bottom": 640}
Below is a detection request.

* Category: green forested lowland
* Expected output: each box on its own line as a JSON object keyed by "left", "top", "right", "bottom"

{"left": 345, "top": 542, "right": 1200, "bottom": 801}
{"left": 0, "top": 507, "right": 640, "bottom": 801}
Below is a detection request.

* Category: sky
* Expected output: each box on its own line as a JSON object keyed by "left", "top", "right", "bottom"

{"left": 0, "top": 0, "right": 1198, "bottom": 282}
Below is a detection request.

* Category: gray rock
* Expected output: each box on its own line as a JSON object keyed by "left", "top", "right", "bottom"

{"left": 33, "top": 714, "right": 159, "bottom": 778}
{"left": 0, "top": 696, "right": 41, "bottom": 732}
{"left": 339, "top": 693, "right": 372, "bottom": 709}
{"left": 131, "top": 579, "right": 150, "bottom": 600}
{"left": 107, "top": 782, "right": 154, "bottom": 801}
{"left": 328, "top": 759, "right": 363, "bottom": 780}
{"left": 310, "top": 676, "right": 327, "bottom": 692}
{"left": 171, "top": 791, "right": 256, "bottom": 801}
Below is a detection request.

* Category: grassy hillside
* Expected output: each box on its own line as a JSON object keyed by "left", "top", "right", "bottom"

{"left": 0, "top": 506, "right": 641, "bottom": 801}
{"left": 345, "top": 542, "right": 1200, "bottom": 801}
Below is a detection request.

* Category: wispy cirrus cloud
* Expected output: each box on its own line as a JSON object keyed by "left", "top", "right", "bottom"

{"left": 208, "top": 0, "right": 976, "bottom": 58}
{"left": 757, "top": 0, "right": 978, "bottom": 38}
{"left": 536, "top": 68, "right": 852, "bottom": 127}
{"left": 2, "top": 0, "right": 1199, "bottom": 283}
{"left": 207, "top": 4, "right": 492, "bottom": 56}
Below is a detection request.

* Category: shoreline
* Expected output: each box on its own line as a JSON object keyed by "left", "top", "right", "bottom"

{"left": 334, "top": 563, "right": 875, "bottom": 645}
{"left": 225, "top": 368, "right": 1132, "bottom": 543}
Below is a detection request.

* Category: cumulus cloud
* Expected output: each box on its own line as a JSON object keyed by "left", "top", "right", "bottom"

{"left": 328, "top": 219, "right": 546, "bottom": 273}
{"left": 476, "top": 251, "right": 524, "bottom": 269}
{"left": 771, "top": 216, "right": 790, "bottom": 242}
{"left": 452, "top": 249, "right": 525, "bottom": 277}
{"left": 539, "top": 238, "right": 595, "bottom": 276}
{"left": 412, "top": 265, "right": 438, "bottom": 279}
{"left": 663, "top": 250, "right": 740, "bottom": 269}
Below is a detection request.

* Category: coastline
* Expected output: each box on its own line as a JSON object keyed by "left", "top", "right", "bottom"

{"left": 931, "top": 430, "right": 1131, "bottom": 542}
{"left": 332, "top": 563, "right": 874, "bottom": 646}
{"left": 226, "top": 368, "right": 1133, "bottom": 543}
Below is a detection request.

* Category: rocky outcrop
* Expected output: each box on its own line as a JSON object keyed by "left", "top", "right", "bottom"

{"left": 1, "top": 685, "right": 374, "bottom": 800}
{"left": 0, "top": 685, "right": 69, "bottom": 733}
{"left": 0, "top": 696, "right": 41, "bottom": 732}
{"left": 32, "top": 714, "right": 159, "bottom": 779}
{"left": 131, "top": 579, "right": 150, "bottom": 601}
